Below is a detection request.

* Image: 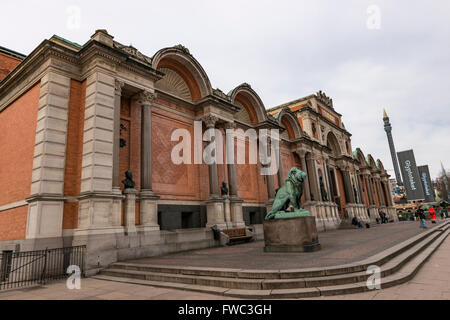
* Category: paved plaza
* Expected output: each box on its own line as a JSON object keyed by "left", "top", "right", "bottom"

{"left": 0, "top": 220, "right": 449, "bottom": 300}
{"left": 129, "top": 220, "right": 443, "bottom": 269}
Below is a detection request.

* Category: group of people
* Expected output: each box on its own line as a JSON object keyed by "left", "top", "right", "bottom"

{"left": 349, "top": 205, "right": 446, "bottom": 230}
{"left": 378, "top": 210, "right": 389, "bottom": 224}
{"left": 415, "top": 206, "right": 438, "bottom": 229}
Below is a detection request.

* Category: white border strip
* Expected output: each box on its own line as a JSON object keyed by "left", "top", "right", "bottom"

{"left": 0, "top": 200, "right": 28, "bottom": 212}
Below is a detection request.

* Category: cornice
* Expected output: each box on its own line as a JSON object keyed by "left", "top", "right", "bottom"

{"left": 79, "top": 41, "right": 163, "bottom": 82}
{"left": 195, "top": 94, "right": 240, "bottom": 113}
{"left": 297, "top": 105, "right": 352, "bottom": 137}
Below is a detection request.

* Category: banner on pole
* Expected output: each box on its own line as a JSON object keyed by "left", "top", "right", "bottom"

{"left": 418, "top": 165, "right": 435, "bottom": 203}
{"left": 397, "top": 150, "right": 425, "bottom": 201}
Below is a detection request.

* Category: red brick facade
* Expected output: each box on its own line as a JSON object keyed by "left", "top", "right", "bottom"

{"left": 0, "top": 83, "right": 39, "bottom": 240}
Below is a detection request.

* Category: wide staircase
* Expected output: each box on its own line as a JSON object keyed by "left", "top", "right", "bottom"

{"left": 94, "top": 221, "right": 450, "bottom": 298}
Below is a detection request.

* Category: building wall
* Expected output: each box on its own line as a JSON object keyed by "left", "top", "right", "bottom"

{"left": 0, "top": 51, "right": 22, "bottom": 81}
{"left": 0, "top": 83, "right": 40, "bottom": 206}
{"left": 0, "top": 83, "right": 40, "bottom": 240}
{"left": 62, "top": 80, "right": 86, "bottom": 230}
{"left": 152, "top": 105, "right": 208, "bottom": 201}
{"left": 236, "top": 146, "right": 268, "bottom": 203}
{"left": 0, "top": 206, "right": 28, "bottom": 241}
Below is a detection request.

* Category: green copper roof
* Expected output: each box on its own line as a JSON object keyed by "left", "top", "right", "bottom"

{"left": 0, "top": 45, "right": 26, "bottom": 59}
{"left": 272, "top": 111, "right": 281, "bottom": 119}
{"left": 52, "top": 35, "right": 83, "bottom": 49}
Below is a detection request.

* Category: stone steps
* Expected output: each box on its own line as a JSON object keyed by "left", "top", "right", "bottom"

{"left": 93, "top": 221, "right": 450, "bottom": 298}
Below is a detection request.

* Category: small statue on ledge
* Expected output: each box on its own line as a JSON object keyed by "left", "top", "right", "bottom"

{"left": 221, "top": 181, "right": 229, "bottom": 196}
{"left": 122, "top": 170, "right": 135, "bottom": 190}
{"left": 319, "top": 176, "right": 328, "bottom": 202}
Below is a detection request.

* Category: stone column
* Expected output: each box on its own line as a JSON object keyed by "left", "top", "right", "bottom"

{"left": 383, "top": 180, "right": 393, "bottom": 206}
{"left": 341, "top": 170, "right": 355, "bottom": 204}
{"left": 77, "top": 69, "right": 119, "bottom": 231}
{"left": 377, "top": 179, "right": 386, "bottom": 206}
{"left": 372, "top": 178, "right": 380, "bottom": 206}
{"left": 306, "top": 154, "right": 320, "bottom": 202}
{"left": 26, "top": 71, "right": 71, "bottom": 243}
{"left": 365, "top": 176, "right": 375, "bottom": 205}
{"left": 277, "top": 150, "right": 285, "bottom": 189}
{"left": 140, "top": 91, "right": 154, "bottom": 192}
{"left": 111, "top": 80, "right": 124, "bottom": 227}
{"left": 298, "top": 153, "right": 311, "bottom": 202}
{"left": 138, "top": 91, "right": 160, "bottom": 231}
{"left": 356, "top": 174, "right": 365, "bottom": 205}
{"left": 324, "top": 163, "right": 333, "bottom": 200}
{"left": 204, "top": 115, "right": 226, "bottom": 229}
{"left": 113, "top": 80, "right": 124, "bottom": 191}
{"left": 224, "top": 122, "right": 238, "bottom": 197}
{"left": 204, "top": 115, "right": 220, "bottom": 198}
{"left": 348, "top": 172, "right": 357, "bottom": 204}
{"left": 224, "top": 122, "right": 244, "bottom": 227}
{"left": 321, "top": 159, "right": 332, "bottom": 202}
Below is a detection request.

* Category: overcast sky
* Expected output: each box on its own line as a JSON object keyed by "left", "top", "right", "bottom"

{"left": 1, "top": 0, "right": 449, "bottom": 179}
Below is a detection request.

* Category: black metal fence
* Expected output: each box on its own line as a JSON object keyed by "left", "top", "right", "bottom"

{"left": 0, "top": 246, "right": 85, "bottom": 291}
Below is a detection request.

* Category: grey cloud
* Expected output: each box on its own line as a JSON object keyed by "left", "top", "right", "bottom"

{"left": 1, "top": 0, "right": 448, "bottom": 177}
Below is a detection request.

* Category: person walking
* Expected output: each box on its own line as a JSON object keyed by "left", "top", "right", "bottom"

{"left": 417, "top": 208, "right": 426, "bottom": 229}
{"left": 429, "top": 206, "right": 436, "bottom": 224}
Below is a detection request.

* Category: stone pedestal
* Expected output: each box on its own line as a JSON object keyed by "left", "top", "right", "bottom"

{"left": 265, "top": 199, "right": 274, "bottom": 218}
{"left": 368, "top": 206, "right": 379, "bottom": 223}
{"left": 124, "top": 189, "right": 137, "bottom": 233}
{"left": 25, "top": 199, "right": 64, "bottom": 240}
{"left": 223, "top": 196, "right": 232, "bottom": 228}
{"left": 139, "top": 190, "right": 160, "bottom": 232}
{"left": 230, "top": 198, "right": 245, "bottom": 228}
{"left": 263, "top": 216, "right": 321, "bottom": 252}
{"left": 111, "top": 188, "right": 123, "bottom": 226}
{"left": 206, "top": 198, "right": 227, "bottom": 229}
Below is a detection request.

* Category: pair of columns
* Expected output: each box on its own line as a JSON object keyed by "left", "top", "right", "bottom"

{"left": 203, "top": 116, "right": 239, "bottom": 199}
{"left": 298, "top": 152, "right": 333, "bottom": 204}
{"left": 375, "top": 178, "right": 386, "bottom": 207}
{"left": 382, "top": 179, "right": 393, "bottom": 207}
{"left": 362, "top": 174, "right": 387, "bottom": 208}
{"left": 364, "top": 175, "right": 376, "bottom": 206}
{"left": 340, "top": 170, "right": 356, "bottom": 204}
{"left": 203, "top": 116, "right": 244, "bottom": 228}
{"left": 113, "top": 81, "right": 159, "bottom": 231}
{"left": 355, "top": 173, "right": 365, "bottom": 205}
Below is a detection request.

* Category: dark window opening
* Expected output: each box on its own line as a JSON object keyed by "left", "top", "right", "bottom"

{"left": 181, "top": 212, "right": 194, "bottom": 229}
{"left": 1, "top": 250, "right": 13, "bottom": 282}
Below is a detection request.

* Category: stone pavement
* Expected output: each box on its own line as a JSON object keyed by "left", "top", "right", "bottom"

{"left": 0, "top": 220, "right": 449, "bottom": 300}
{"left": 308, "top": 231, "right": 450, "bottom": 300}
{"left": 128, "top": 220, "right": 443, "bottom": 269}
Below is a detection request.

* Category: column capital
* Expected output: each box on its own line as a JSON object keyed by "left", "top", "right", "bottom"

{"left": 139, "top": 90, "right": 156, "bottom": 106}
{"left": 223, "top": 121, "right": 236, "bottom": 130}
{"left": 115, "top": 79, "right": 125, "bottom": 95}
{"left": 296, "top": 151, "right": 304, "bottom": 158}
{"left": 202, "top": 114, "right": 219, "bottom": 128}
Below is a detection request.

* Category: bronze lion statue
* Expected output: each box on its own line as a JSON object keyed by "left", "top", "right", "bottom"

{"left": 265, "top": 167, "right": 307, "bottom": 220}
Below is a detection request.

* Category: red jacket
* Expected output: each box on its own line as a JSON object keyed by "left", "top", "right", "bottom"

{"left": 429, "top": 208, "right": 436, "bottom": 220}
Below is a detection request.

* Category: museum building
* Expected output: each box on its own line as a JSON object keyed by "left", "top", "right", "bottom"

{"left": 0, "top": 30, "right": 397, "bottom": 270}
